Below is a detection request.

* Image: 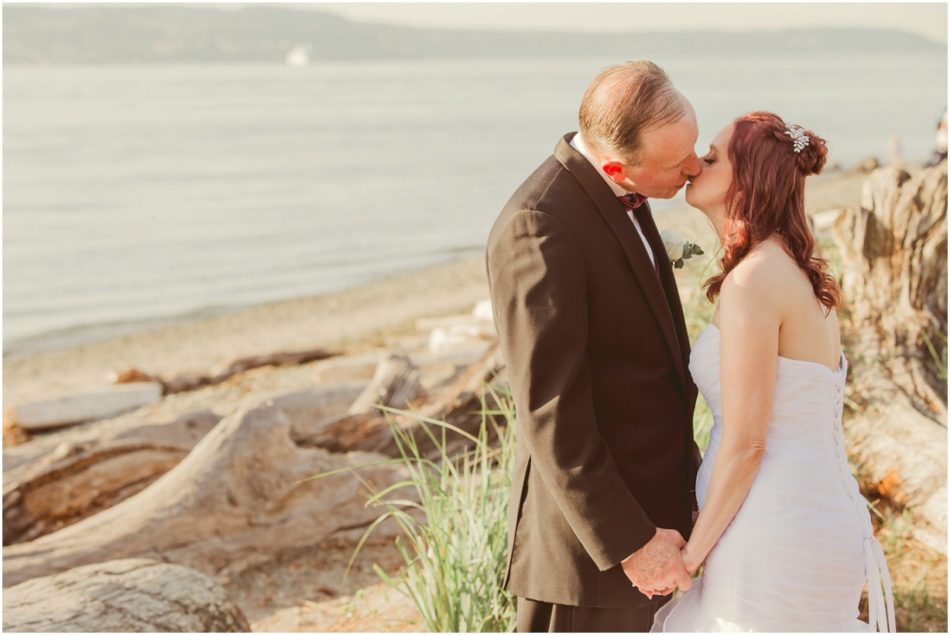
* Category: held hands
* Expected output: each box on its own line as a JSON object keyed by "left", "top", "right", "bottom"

{"left": 639, "top": 543, "right": 704, "bottom": 598}
{"left": 621, "top": 528, "right": 692, "bottom": 600}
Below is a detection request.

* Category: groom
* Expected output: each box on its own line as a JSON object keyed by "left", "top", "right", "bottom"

{"left": 486, "top": 61, "right": 704, "bottom": 632}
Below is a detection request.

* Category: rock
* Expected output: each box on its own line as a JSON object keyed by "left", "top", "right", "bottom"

{"left": 419, "top": 302, "right": 495, "bottom": 355}
{"left": 428, "top": 323, "right": 493, "bottom": 354}
{"left": 472, "top": 298, "right": 495, "bottom": 326}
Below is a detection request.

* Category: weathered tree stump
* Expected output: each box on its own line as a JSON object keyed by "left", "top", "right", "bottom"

{"left": 3, "top": 558, "right": 249, "bottom": 632}
{"left": 2, "top": 391, "right": 407, "bottom": 588}
{"left": 831, "top": 160, "right": 947, "bottom": 553}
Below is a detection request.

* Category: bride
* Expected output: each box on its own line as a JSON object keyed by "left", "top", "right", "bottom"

{"left": 649, "top": 112, "right": 896, "bottom": 632}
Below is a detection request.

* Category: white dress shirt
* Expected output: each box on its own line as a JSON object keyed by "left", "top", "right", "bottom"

{"left": 569, "top": 133, "right": 657, "bottom": 269}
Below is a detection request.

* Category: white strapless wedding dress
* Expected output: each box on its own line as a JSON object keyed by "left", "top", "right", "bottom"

{"left": 651, "top": 323, "right": 896, "bottom": 632}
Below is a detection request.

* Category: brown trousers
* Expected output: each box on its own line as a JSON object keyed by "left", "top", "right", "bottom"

{"left": 516, "top": 595, "right": 672, "bottom": 632}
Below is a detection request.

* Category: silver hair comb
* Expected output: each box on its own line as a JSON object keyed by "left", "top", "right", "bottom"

{"left": 784, "top": 124, "right": 810, "bottom": 153}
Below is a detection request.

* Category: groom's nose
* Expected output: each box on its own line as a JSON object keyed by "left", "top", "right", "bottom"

{"left": 683, "top": 154, "right": 703, "bottom": 177}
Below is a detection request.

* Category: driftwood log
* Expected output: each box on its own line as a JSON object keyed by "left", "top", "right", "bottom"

{"left": 831, "top": 160, "right": 947, "bottom": 553}
{"left": 3, "top": 410, "right": 222, "bottom": 475}
{"left": 3, "top": 558, "right": 249, "bottom": 632}
{"left": 312, "top": 344, "right": 494, "bottom": 392}
{"left": 3, "top": 410, "right": 221, "bottom": 546}
{"left": 296, "top": 353, "right": 423, "bottom": 451}
{"left": 3, "top": 349, "right": 340, "bottom": 441}
{"left": 3, "top": 384, "right": 365, "bottom": 547}
{"left": 114, "top": 347, "right": 337, "bottom": 395}
{"left": 8, "top": 382, "right": 164, "bottom": 431}
{"left": 304, "top": 342, "right": 506, "bottom": 458}
{"left": 2, "top": 390, "right": 408, "bottom": 588}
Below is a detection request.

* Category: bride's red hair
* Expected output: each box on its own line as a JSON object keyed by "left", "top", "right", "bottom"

{"left": 704, "top": 111, "right": 841, "bottom": 311}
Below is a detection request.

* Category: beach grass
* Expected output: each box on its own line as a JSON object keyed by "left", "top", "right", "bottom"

{"left": 336, "top": 385, "right": 518, "bottom": 632}
{"left": 679, "top": 251, "right": 720, "bottom": 453}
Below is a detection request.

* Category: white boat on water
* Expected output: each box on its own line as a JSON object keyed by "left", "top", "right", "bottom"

{"left": 285, "top": 44, "right": 312, "bottom": 67}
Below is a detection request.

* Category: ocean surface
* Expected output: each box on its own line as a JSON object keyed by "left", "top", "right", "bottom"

{"left": 4, "top": 52, "right": 947, "bottom": 354}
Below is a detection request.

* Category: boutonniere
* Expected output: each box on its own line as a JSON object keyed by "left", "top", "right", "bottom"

{"left": 660, "top": 230, "right": 704, "bottom": 269}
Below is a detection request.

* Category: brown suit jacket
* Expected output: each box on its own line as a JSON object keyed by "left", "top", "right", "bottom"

{"left": 485, "top": 132, "right": 702, "bottom": 609}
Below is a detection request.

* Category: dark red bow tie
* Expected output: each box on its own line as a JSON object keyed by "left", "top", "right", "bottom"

{"left": 617, "top": 192, "right": 648, "bottom": 210}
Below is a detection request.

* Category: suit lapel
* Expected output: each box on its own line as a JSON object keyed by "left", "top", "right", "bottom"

{"left": 554, "top": 133, "right": 688, "bottom": 391}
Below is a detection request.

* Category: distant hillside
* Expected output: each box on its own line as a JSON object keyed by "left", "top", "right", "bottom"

{"left": 3, "top": 4, "right": 945, "bottom": 65}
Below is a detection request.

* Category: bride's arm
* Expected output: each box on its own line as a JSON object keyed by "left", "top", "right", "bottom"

{"left": 682, "top": 258, "right": 782, "bottom": 574}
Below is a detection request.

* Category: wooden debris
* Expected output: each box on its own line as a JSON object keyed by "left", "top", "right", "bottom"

{"left": 831, "top": 160, "right": 947, "bottom": 553}
{"left": 2, "top": 394, "right": 407, "bottom": 588}
{"left": 3, "top": 558, "right": 249, "bottom": 632}
{"left": 113, "top": 347, "right": 338, "bottom": 396}
{"left": 302, "top": 343, "right": 505, "bottom": 458}
{"left": 8, "top": 383, "right": 163, "bottom": 431}
{"left": 4, "top": 385, "right": 365, "bottom": 546}
{"left": 3, "top": 409, "right": 221, "bottom": 546}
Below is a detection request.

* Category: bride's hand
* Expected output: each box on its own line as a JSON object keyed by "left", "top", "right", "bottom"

{"left": 681, "top": 544, "right": 702, "bottom": 576}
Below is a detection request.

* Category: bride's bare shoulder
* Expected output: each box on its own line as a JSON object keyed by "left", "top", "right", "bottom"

{"left": 721, "top": 238, "right": 798, "bottom": 310}
{"left": 725, "top": 239, "right": 795, "bottom": 286}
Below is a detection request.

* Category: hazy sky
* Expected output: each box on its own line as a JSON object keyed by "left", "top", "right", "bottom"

{"left": 298, "top": 2, "right": 948, "bottom": 43}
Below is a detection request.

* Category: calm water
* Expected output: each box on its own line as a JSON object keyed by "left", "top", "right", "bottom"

{"left": 4, "top": 52, "right": 946, "bottom": 353}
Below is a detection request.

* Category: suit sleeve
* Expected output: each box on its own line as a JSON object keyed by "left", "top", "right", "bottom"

{"left": 486, "top": 208, "right": 657, "bottom": 571}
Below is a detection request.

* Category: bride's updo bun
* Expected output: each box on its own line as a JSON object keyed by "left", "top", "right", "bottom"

{"left": 703, "top": 111, "right": 840, "bottom": 311}
{"left": 762, "top": 117, "right": 828, "bottom": 175}
{"left": 791, "top": 128, "right": 828, "bottom": 176}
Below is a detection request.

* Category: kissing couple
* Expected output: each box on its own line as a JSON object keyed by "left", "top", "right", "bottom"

{"left": 486, "top": 60, "right": 896, "bottom": 632}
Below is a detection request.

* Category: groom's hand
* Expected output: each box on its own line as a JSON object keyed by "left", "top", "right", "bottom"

{"left": 620, "top": 527, "right": 692, "bottom": 598}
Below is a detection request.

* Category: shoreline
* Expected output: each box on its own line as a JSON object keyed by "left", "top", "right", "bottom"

{"left": 3, "top": 255, "right": 489, "bottom": 405}
{"left": 2, "top": 246, "right": 485, "bottom": 358}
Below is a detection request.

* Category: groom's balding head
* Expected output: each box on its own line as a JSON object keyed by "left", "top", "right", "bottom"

{"left": 579, "top": 60, "right": 690, "bottom": 165}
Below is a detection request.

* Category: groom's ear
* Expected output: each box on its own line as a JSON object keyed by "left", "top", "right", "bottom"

{"left": 602, "top": 161, "right": 626, "bottom": 183}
